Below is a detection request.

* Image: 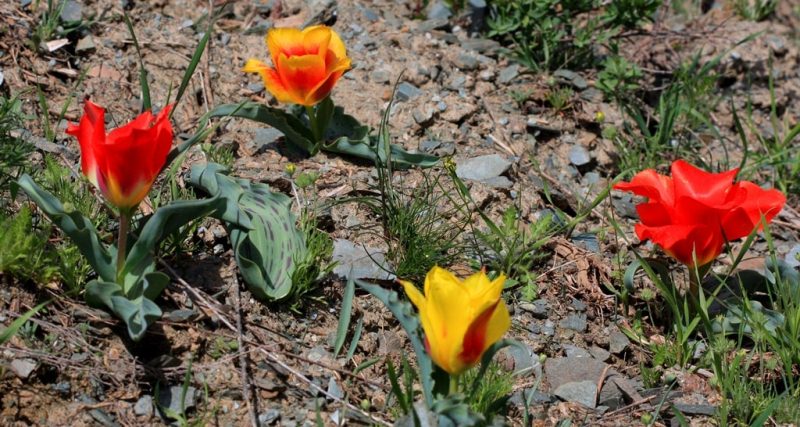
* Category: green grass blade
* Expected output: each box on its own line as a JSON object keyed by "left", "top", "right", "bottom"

{"left": 333, "top": 276, "right": 355, "bottom": 358}
{"left": 123, "top": 12, "right": 151, "bottom": 111}
{"left": 345, "top": 316, "right": 363, "bottom": 361}
{"left": 0, "top": 299, "right": 52, "bottom": 345}
{"left": 170, "top": 20, "right": 212, "bottom": 119}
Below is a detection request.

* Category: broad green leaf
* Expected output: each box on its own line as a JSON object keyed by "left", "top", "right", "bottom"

{"left": 122, "top": 196, "right": 225, "bottom": 288}
{"left": 206, "top": 102, "right": 315, "bottom": 153}
{"left": 356, "top": 280, "right": 437, "bottom": 406}
{"left": 17, "top": 174, "right": 115, "bottom": 282}
{"left": 190, "top": 163, "right": 306, "bottom": 300}
{"left": 85, "top": 271, "right": 169, "bottom": 341}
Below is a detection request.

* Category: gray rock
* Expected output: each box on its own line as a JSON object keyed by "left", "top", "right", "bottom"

{"left": 559, "top": 313, "right": 587, "bottom": 332}
{"left": 672, "top": 403, "right": 716, "bottom": 416}
{"left": 766, "top": 35, "right": 787, "bottom": 56}
{"left": 509, "top": 388, "right": 553, "bottom": 407}
{"left": 370, "top": 69, "right": 391, "bottom": 84}
{"left": 541, "top": 320, "right": 555, "bottom": 336}
{"left": 545, "top": 356, "right": 608, "bottom": 390}
{"left": 134, "top": 395, "right": 153, "bottom": 417}
{"left": 589, "top": 346, "right": 611, "bottom": 362}
{"left": 562, "top": 345, "right": 591, "bottom": 359}
{"left": 453, "top": 53, "right": 479, "bottom": 71}
{"left": 157, "top": 386, "right": 197, "bottom": 417}
{"left": 468, "top": 0, "right": 488, "bottom": 33}
{"left": 10, "top": 359, "right": 37, "bottom": 379}
{"left": 608, "top": 327, "right": 630, "bottom": 354}
{"left": 445, "top": 74, "right": 467, "bottom": 91}
{"left": 508, "top": 344, "right": 540, "bottom": 376}
{"left": 580, "top": 87, "right": 604, "bottom": 103}
{"left": 554, "top": 69, "right": 588, "bottom": 90}
{"left": 247, "top": 82, "right": 265, "bottom": 93}
{"left": 53, "top": 381, "right": 71, "bottom": 395}
{"left": 326, "top": 377, "right": 344, "bottom": 401}
{"left": 612, "top": 194, "right": 638, "bottom": 219}
{"left": 361, "top": 8, "right": 380, "bottom": 22}
{"left": 417, "top": 18, "right": 449, "bottom": 33}
{"left": 20, "top": 0, "right": 33, "bottom": 8}
{"left": 519, "top": 299, "right": 549, "bottom": 319}
{"left": 785, "top": 243, "right": 800, "bottom": 268}
{"left": 460, "top": 38, "right": 501, "bottom": 55}
{"left": 412, "top": 108, "right": 435, "bottom": 126}
{"left": 455, "top": 154, "right": 511, "bottom": 182}
{"left": 259, "top": 409, "right": 281, "bottom": 425}
{"left": 164, "top": 309, "right": 195, "bottom": 322}
{"left": 498, "top": 64, "right": 520, "bottom": 84}
{"left": 568, "top": 144, "right": 592, "bottom": 167}
{"left": 251, "top": 127, "right": 283, "bottom": 150}
{"left": 76, "top": 35, "right": 95, "bottom": 52}
{"left": 60, "top": 0, "right": 82, "bottom": 23}
{"left": 480, "top": 176, "right": 513, "bottom": 188}
{"left": 554, "top": 380, "right": 597, "bottom": 408}
{"left": 307, "top": 345, "right": 330, "bottom": 363}
{"left": 426, "top": 1, "right": 452, "bottom": 20}
{"left": 419, "top": 139, "right": 441, "bottom": 153}
{"left": 572, "top": 233, "right": 600, "bottom": 253}
{"left": 331, "top": 239, "right": 395, "bottom": 281}
{"left": 396, "top": 82, "right": 422, "bottom": 102}
{"left": 598, "top": 381, "right": 624, "bottom": 409}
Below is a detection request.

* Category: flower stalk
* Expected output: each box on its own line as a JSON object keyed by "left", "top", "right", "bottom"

{"left": 116, "top": 210, "right": 130, "bottom": 283}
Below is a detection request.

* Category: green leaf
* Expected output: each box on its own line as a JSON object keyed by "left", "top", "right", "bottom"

{"left": 123, "top": 12, "right": 151, "bottom": 111}
{"left": 122, "top": 196, "right": 225, "bottom": 288}
{"left": 17, "top": 174, "right": 115, "bottom": 282}
{"left": 333, "top": 276, "right": 355, "bottom": 358}
{"left": 468, "top": 339, "right": 524, "bottom": 398}
{"left": 205, "top": 102, "right": 439, "bottom": 169}
{"left": 85, "top": 271, "right": 169, "bottom": 341}
{"left": 314, "top": 96, "right": 335, "bottom": 140}
{"left": 169, "top": 17, "right": 212, "bottom": 119}
{"left": 355, "top": 280, "right": 437, "bottom": 405}
{"left": 189, "top": 163, "right": 306, "bottom": 300}
{"left": 206, "top": 102, "right": 315, "bottom": 153}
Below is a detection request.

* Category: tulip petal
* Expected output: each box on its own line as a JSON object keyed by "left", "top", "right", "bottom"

{"left": 305, "top": 56, "right": 351, "bottom": 105}
{"left": 301, "top": 25, "right": 331, "bottom": 56}
{"left": 671, "top": 160, "right": 738, "bottom": 205}
{"left": 66, "top": 100, "right": 106, "bottom": 187}
{"left": 637, "top": 223, "right": 721, "bottom": 266}
{"left": 326, "top": 27, "right": 348, "bottom": 62}
{"left": 245, "top": 59, "right": 295, "bottom": 104}
{"left": 276, "top": 53, "right": 328, "bottom": 106}
{"left": 267, "top": 27, "right": 305, "bottom": 66}
{"left": 458, "top": 301, "right": 499, "bottom": 367}
{"left": 721, "top": 182, "right": 785, "bottom": 240}
{"left": 613, "top": 169, "right": 674, "bottom": 205}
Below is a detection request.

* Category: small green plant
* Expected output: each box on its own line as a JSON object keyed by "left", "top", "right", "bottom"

{"left": 732, "top": 0, "right": 777, "bottom": 21}
{"left": 0, "top": 207, "right": 59, "bottom": 284}
{"left": 596, "top": 56, "right": 643, "bottom": 102}
{"left": 462, "top": 363, "right": 514, "bottom": 418}
{"left": 0, "top": 95, "right": 31, "bottom": 203}
{"left": 546, "top": 86, "right": 574, "bottom": 113}
{"left": 487, "top": 0, "right": 659, "bottom": 71}
{"left": 288, "top": 208, "right": 335, "bottom": 310}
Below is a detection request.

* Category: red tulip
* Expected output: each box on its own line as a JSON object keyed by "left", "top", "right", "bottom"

{"left": 614, "top": 160, "right": 786, "bottom": 267}
{"left": 66, "top": 101, "right": 173, "bottom": 211}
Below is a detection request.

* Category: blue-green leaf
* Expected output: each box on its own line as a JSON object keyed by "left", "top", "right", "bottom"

{"left": 190, "top": 163, "right": 306, "bottom": 300}
{"left": 17, "top": 174, "right": 115, "bottom": 282}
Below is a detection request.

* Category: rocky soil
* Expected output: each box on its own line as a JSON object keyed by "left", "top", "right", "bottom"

{"left": 1, "top": 0, "right": 799, "bottom": 426}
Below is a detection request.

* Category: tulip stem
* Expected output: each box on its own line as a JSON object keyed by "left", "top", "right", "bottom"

{"left": 449, "top": 373, "right": 460, "bottom": 396}
{"left": 305, "top": 105, "right": 321, "bottom": 153}
{"left": 116, "top": 210, "right": 130, "bottom": 283}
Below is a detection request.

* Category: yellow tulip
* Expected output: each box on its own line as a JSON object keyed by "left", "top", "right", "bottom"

{"left": 401, "top": 266, "right": 511, "bottom": 375}
{"left": 243, "top": 25, "right": 351, "bottom": 107}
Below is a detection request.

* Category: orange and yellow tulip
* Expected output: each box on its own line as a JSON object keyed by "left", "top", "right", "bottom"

{"left": 401, "top": 266, "right": 510, "bottom": 375}
{"left": 66, "top": 101, "right": 173, "bottom": 211}
{"left": 243, "top": 25, "right": 351, "bottom": 107}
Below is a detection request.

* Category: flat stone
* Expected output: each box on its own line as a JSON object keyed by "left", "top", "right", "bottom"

{"left": 76, "top": 35, "right": 95, "bottom": 52}
{"left": 508, "top": 344, "right": 540, "bottom": 376}
{"left": 498, "top": 64, "right": 520, "bottom": 84}
{"left": 554, "top": 381, "right": 597, "bottom": 408}
{"left": 480, "top": 176, "right": 513, "bottom": 188}
{"left": 370, "top": 69, "right": 391, "bottom": 84}
{"left": 331, "top": 239, "right": 395, "bottom": 281}
{"left": 519, "top": 299, "right": 548, "bottom": 318}
{"left": 259, "top": 409, "right": 281, "bottom": 425}
{"left": 589, "top": 346, "right": 611, "bottom": 362}
{"left": 569, "top": 144, "right": 592, "bottom": 167}
{"left": 545, "top": 356, "right": 609, "bottom": 390}
{"left": 608, "top": 327, "right": 630, "bottom": 354}
{"left": 396, "top": 82, "right": 422, "bottom": 102}
{"left": 460, "top": 38, "right": 501, "bottom": 55}
{"left": 559, "top": 313, "right": 587, "bottom": 332}
{"left": 247, "top": 82, "right": 265, "bottom": 93}
{"left": 60, "top": 0, "right": 82, "bottom": 23}
{"left": 785, "top": 243, "right": 800, "bottom": 268}
{"left": 326, "top": 377, "right": 344, "bottom": 401}
{"left": 412, "top": 108, "right": 435, "bottom": 126}
{"left": 672, "top": 403, "right": 716, "bottom": 416}
{"left": 134, "top": 395, "right": 153, "bottom": 417}
{"left": 10, "top": 359, "right": 37, "bottom": 379}
{"left": 251, "top": 127, "right": 283, "bottom": 151}
{"left": 453, "top": 53, "right": 479, "bottom": 71}
{"left": 455, "top": 154, "right": 511, "bottom": 182}
{"left": 157, "top": 386, "right": 197, "bottom": 417}
{"left": 554, "top": 69, "right": 588, "bottom": 90}
{"left": 426, "top": 1, "right": 452, "bottom": 20}
{"left": 562, "top": 345, "right": 591, "bottom": 359}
